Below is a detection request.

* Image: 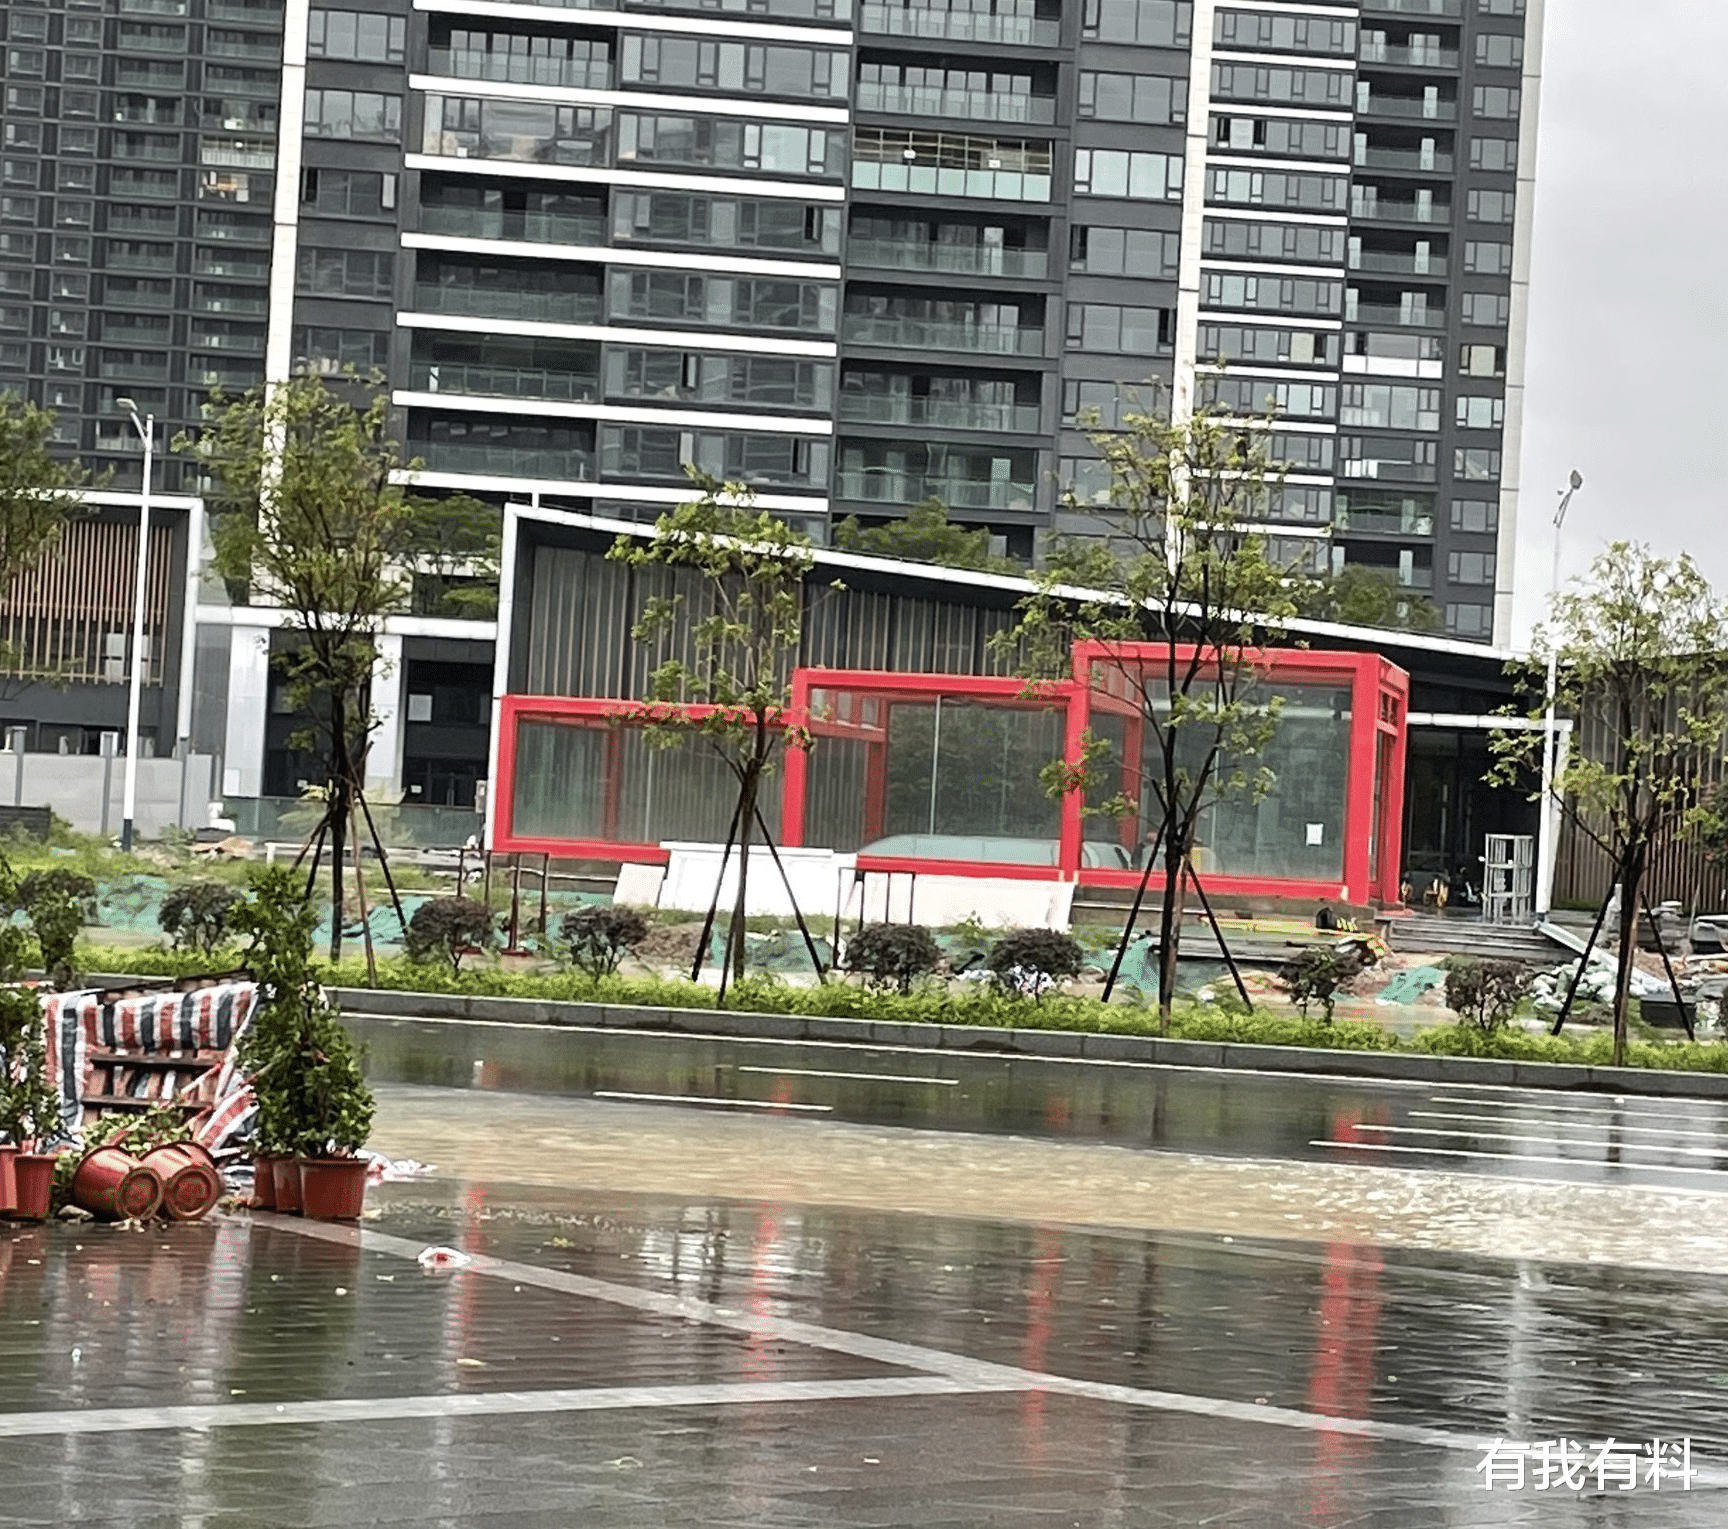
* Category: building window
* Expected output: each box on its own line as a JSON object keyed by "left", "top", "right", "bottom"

{"left": 301, "top": 167, "right": 396, "bottom": 217}
{"left": 1460, "top": 292, "right": 1510, "bottom": 326}
{"left": 1480, "top": 0, "right": 1525, "bottom": 12}
{"left": 1077, "top": 72, "right": 1187, "bottom": 125}
{"left": 1450, "top": 498, "right": 1498, "bottom": 534}
{"left": 1445, "top": 602, "right": 1493, "bottom": 637}
{"left": 1469, "top": 137, "right": 1517, "bottom": 172}
{"left": 1064, "top": 303, "right": 1173, "bottom": 355}
{"left": 303, "top": 89, "right": 403, "bottom": 142}
{"left": 1207, "top": 167, "right": 1347, "bottom": 212}
{"left": 1340, "top": 383, "right": 1440, "bottom": 431}
{"left": 294, "top": 325, "right": 391, "bottom": 374}
{"left": 1466, "top": 189, "right": 1515, "bottom": 224}
{"left": 307, "top": 11, "right": 407, "bottom": 62}
{"left": 296, "top": 246, "right": 396, "bottom": 298}
{"left": 1475, "top": 34, "right": 1523, "bottom": 68}
{"left": 1472, "top": 85, "right": 1521, "bottom": 119}
{"left": 1210, "top": 62, "right": 1351, "bottom": 107}
{"left": 1455, "top": 395, "right": 1504, "bottom": 430}
{"left": 1075, "top": 149, "right": 1182, "bottom": 201}
{"left": 1454, "top": 448, "right": 1501, "bottom": 482}
{"left": 1462, "top": 240, "right": 1511, "bottom": 274}
{"left": 1460, "top": 343, "right": 1505, "bottom": 377}
{"left": 1081, "top": 0, "right": 1191, "bottom": 46}
{"left": 1070, "top": 226, "right": 1178, "bottom": 278}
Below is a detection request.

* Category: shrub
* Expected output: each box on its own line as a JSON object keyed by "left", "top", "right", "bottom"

{"left": 560, "top": 904, "right": 651, "bottom": 980}
{"left": 986, "top": 928, "right": 1084, "bottom": 999}
{"left": 17, "top": 867, "right": 97, "bottom": 989}
{"left": 843, "top": 922, "right": 942, "bottom": 992}
{"left": 404, "top": 896, "right": 495, "bottom": 972}
{"left": 159, "top": 879, "right": 245, "bottom": 955}
{"left": 1278, "top": 946, "right": 1364, "bottom": 1022}
{"left": 1443, "top": 957, "right": 1530, "bottom": 1034}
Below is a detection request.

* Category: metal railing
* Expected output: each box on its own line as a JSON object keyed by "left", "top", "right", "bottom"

{"left": 835, "top": 470, "right": 1036, "bottom": 510}
{"left": 838, "top": 394, "right": 1040, "bottom": 431}
{"left": 417, "top": 203, "right": 608, "bottom": 247}
{"left": 410, "top": 285, "right": 603, "bottom": 323}
{"left": 842, "top": 314, "right": 1044, "bottom": 354}
{"left": 855, "top": 82, "right": 1056, "bottom": 124}
{"left": 859, "top": 4, "right": 1058, "bottom": 45}
{"left": 428, "top": 47, "right": 611, "bottom": 90}
{"left": 416, "top": 442, "right": 596, "bottom": 479}
{"left": 846, "top": 238, "right": 1048, "bottom": 278}
{"left": 408, "top": 361, "right": 600, "bottom": 402}
{"left": 1357, "top": 94, "right": 1457, "bottom": 121}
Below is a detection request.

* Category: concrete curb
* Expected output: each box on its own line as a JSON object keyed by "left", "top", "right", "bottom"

{"left": 320, "top": 986, "right": 1728, "bottom": 1102}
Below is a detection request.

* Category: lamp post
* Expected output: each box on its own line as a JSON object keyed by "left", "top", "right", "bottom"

{"left": 114, "top": 398, "right": 154, "bottom": 852}
{"left": 1534, "top": 468, "right": 1583, "bottom": 920}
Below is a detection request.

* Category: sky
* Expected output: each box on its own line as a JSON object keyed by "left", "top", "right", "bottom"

{"left": 1512, "top": 0, "right": 1728, "bottom": 642}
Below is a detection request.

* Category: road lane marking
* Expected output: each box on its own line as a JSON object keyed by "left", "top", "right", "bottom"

{"left": 733, "top": 1065, "right": 959, "bottom": 1086}
{"left": 593, "top": 1091, "right": 833, "bottom": 1113}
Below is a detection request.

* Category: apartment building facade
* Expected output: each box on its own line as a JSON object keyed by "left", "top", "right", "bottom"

{"left": 0, "top": 0, "right": 1543, "bottom": 825}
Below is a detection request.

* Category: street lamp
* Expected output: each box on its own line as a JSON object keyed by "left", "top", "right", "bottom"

{"left": 1534, "top": 468, "right": 1583, "bottom": 920}
{"left": 114, "top": 397, "right": 154, "bottom": 853}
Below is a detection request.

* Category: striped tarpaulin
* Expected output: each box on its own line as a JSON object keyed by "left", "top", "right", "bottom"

{"left": 38, "top": 982, "right": 259, "bottom": 1152}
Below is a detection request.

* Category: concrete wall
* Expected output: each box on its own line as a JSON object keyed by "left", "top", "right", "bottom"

{"left": 1, "top": 751, "right": 215, "bottom": 839}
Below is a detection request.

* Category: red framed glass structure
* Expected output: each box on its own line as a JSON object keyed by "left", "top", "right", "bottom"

{"left": 493, "top": 644, "right": 1409, "bottom": 904}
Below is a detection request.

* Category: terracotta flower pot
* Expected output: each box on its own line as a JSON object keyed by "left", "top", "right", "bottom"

{"left": 141, "top": 1143, "right": 223, "bottom": 1222}
{"left": 298, "top": 1157, "right": 368, "bottom": 1221}
{"left": 11, "top": 1152, "right": 56, "bottom": 1222}
{"left": 252, "top": 1154, "right": 278, "bottom": 1210}
{"left": 70, "top": 1147, "right": 164, "bottom": 1221}
{"left": 270, "top": 1155, "right": 303, "bottom": 1215}
{"left": 0, "top": 1143, "right": 15, "bottom": 1217}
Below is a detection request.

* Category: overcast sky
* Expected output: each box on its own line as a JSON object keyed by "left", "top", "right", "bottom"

{"left": 1512, "top": 0, "right": 1728, "bottom": 642}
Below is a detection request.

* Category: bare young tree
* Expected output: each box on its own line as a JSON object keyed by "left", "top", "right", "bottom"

{"left": 1001, "top": 399, "right": 1304, "bottom": 1028}
{"left": 1492, "top": 541, "right": 1728, "bottom": 1064}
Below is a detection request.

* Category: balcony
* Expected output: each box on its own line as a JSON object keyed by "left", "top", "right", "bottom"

{"left": 859, "top": 3, "right": 1059, "bottom": 46}
{"left": 855, "top": 82, "right": 1056, "bottom": 125}
{"left": 428, "top": 47, "right": 611, "bottom": 91}
{"left": 1362, "top": 0, "right": 1461, "bottom": 15}
{"left": 835, "top": 468, "right": 1035, "bottom": 511}
{"left": 194, "top": 251, "right": 269, "bottom": 277}
{"left": 1348, "top": 300, "right": 1445, "bottom": 327}
{"left": 846, "top": 238, "right": 1047, "bottom": 278}
{"left": 106, "top": 247, "right": 177, "bottom": 271}
{"left": 207, "top": 0, "right": 284, "bottom": 15}
{"left": 1333, "top": 508, "right": 1435, "bottom": 537}
{"left": 842, "top": 314, "right": 1044, "bottom": 354}
{"left": 410, "top": 285, "right": 603, "bottom": 324}
{"left": 417, "top": 203, "right": 608, "bottom": 247}
{"left": 415, "top": 442, "right": 595, "bottom": 479}
{"left": 1350, "top": 196, "right": 1450, "bottom": 224}
{"left": 1359, "top": 41, "right": 1459, "bottom": 68}
{"left": 194, "top": 291, "right": 268, "bottom": 315}
{"left": 189, "top": 329, "right": 264, "bottom": 352}
{"left": 408, "top": 360, "right": 600, "bottom": 403}
{"left": 1348, "top": 249, "right": 1447, "bottom": 277}
{"left": 205, "top": 35, "right": 279, "bottom": 59}
{"left": 1355, "top": 146, "right": 1454, "bottom": 174}
{"left": 1357, "top": 93, "right": 1457, "bottom": 122}
{"left": 839, "top": 394, "right": 1040, "bottom": 431}
{"left": 201, "top": 143, "right": 276, "bottom": 170}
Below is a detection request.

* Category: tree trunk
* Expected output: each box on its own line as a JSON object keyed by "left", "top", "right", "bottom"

{"left": 727, "top": 766, "right": 760, "bottom": 989}
{"left": 327, "top": 783, "right": 347, "bottom": 965}
{"left": 1610, "top": 844, "right": 1647, "bottom": 1067}
{"left": 1155, "top": 838, "right": 1187, "bottom": 1032}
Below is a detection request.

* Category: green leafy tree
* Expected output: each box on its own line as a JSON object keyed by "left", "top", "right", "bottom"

{"left": 832, "top": 498, "right": 1018, "bottom": 573}
{"left": 404, "top": 895, "right": 494, "bottom": 972}
{"left": 985, "top": 927, "right": 1084, "bottom": 1000}
{"left": 843, "top": 922, "right": 942, "bottom": 993}
{"left": 183, "top": 376, "right": 464, "bottom": 964}
{"left": 560, "top": 904, "right": 650, "bottom": 980}
{"left": 1303, "top": 564, "right": 1442, "bottom": 634}
{"left": 0, "top": 393, "right": 93, "bottom": 680}
{"left": 608, "top": 475, "right": 818, "bottom": 989}
{"left": 1279, "top": 945, "right": 1363, "bottom": 1022}
{"left": 1000, "top": 398, "right": 1304, "bottom": 1028}
{"left": 1442, "top": 956, "right": 1529, "bottom": 1034}
{"left": 158, "top": 879, "right": 245, "bottom": 956}
{"left": 1491, "top": 542, "right": 1728, "bottom": 1065}
{"left": 0, "top": 860, "right": 58, "bottom": 1148}
{"left": 18, "top": 868, "right": 96, "bottom": 989}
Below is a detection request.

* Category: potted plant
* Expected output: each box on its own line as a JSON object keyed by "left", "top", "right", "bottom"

{"left": 0, "top": 982, "right": 63, "bottom": 1221}
{"left": 288, "top": 1003, "right": 375, "bottom": 1221}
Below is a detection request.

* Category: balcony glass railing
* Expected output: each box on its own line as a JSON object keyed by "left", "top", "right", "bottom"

{"left": 493, "top": 0, "right": 852, "bottom": 17}
{"left": 189, "top": 330, "right": 264, "bottom": 352}
{"left": 1355, "top": 147, "right": 1454, "bottom": 173}
{"left": 1350, "top": 198, "right": 1450, "bottom": 224}
{"left": 408, "top": 361, "right": 601, "bottom": 402}
{"left": 851, "top": 157, "right": 1050, "bottom": 202}
{"left": 1359, "top": 41, "right": 1459, "bottom": 67}
{"left": 417, "top": 203, "right": 609, "bottom": 247}
{"left": 855, "top": 82, "right": 1056, "bottom": 124}
{"left": 1362, "top": 0, "right": 1460, "bottom": 15}
{"left": 427, "top": 47, "right": 611, "bottom": 90}
{"left": 859, "top": 4, "right": 1059, "bottom": 46}
{"left": 846, "top": 238, "right": 1048, "bottom": 278}
{"left": 421, "top": 124, "right": 612, "bottom": 168}
{"left": 1332, "top": 509, "right": 1435, "bottom": 537}
{"left": 193, "top": 292, "right": 268, "bottom": 315}
{"left": 1357, "top": 94, "right": 1457, "bottom": 121}
{"left": 835, "top": 469, "right": 1035, "bottom": 510}
{"left": 842, "top": 314, "right": 1044, "bottom": 354}
{"left": 1348, "top": 250, "right": 1448, "bottom": 277}
{"left": 1348, "top": 301, "right": 1445, "bottom": 328}
{"left": 838, "top": 394, "right": 1040, "bottom": 431}
{"left": 415, "top": 442, "right": 595, "bottom": 479}
{"left": 410, "top": 285, "right": 603, "bottom": 323}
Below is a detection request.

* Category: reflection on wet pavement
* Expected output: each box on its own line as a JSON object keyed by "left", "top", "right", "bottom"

{"left": 5, "top": 1077, "right": 1728, "bottom": 1526}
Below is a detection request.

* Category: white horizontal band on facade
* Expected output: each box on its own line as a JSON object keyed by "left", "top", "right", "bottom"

{"left": 1210, "top": 49, "right": 1356, "bottom": 72}
{"left": 195, "top": 604, "right": 497, "bottom": 641}
{"left": 398, "top": 310, "right": 840, "bottom": 357}
{"left": 1281, "top": 474, "right": 1335, "bottom": 488}
{"left": 1343, "top": 355, "right": 1445, "bottom": 379}
{"left": 1196, "top": 309, "right": 1342, "bottom": 330}
{"left": 392, "top": 389, "right": 835, "bottom": 436}
{"left": 413, "top": 0, "right": 853, "bottom": 47}
{"left": 1200, "top": 102, "right": 1353, "bottom": 123}
{"left": 1205, "top": 154, "right": 1351, "bottom": 177}
{"left": 1201, "top": 207, "right": 1347, "bottom": 227}
{"left": 404, "top": 468, "right": 829, "bottom": 514}
{"left": 406, "top": 153, "right": 847, "bottom": 200}
{"left": 402, "top": 232, "right": 841, "bottom": 280}
{"left": 1217, "top": 416, "right": 1336, "bottom": 434}
{"left": 1199, "top": 258, "right": 1346, "bottom": 279}
{"left": 1244, "top": 521, "right": 1330, "bottom": 538}
{"left": 409, "top": 73, "right": 850, "bottom": 125}
{"left": 1215, "top": 0, "right": 1363, "bottom": 15}
{"left": 1194, "top": 364, "right": 1342, "bottom": 381}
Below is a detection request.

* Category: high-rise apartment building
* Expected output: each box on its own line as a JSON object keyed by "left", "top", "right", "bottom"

{"left": 0, "top": 0, "right": 1542, "bottom": 819}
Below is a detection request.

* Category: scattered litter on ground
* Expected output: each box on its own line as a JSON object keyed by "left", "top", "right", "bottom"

{"left": 416, "top": 1245, "right": 472, "bottom": 1270}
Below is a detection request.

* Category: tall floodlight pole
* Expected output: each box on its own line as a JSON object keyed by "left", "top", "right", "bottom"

{"left": 1534, "top": 468, "right": 1583, "bottom": 919}
{"left": 115, "top": 398, "right": 155, "bottom": 852}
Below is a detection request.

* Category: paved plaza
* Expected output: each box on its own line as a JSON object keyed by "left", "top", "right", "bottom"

{"left": 6, "top": 1077, "right": 1728, "bottom": 1525}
